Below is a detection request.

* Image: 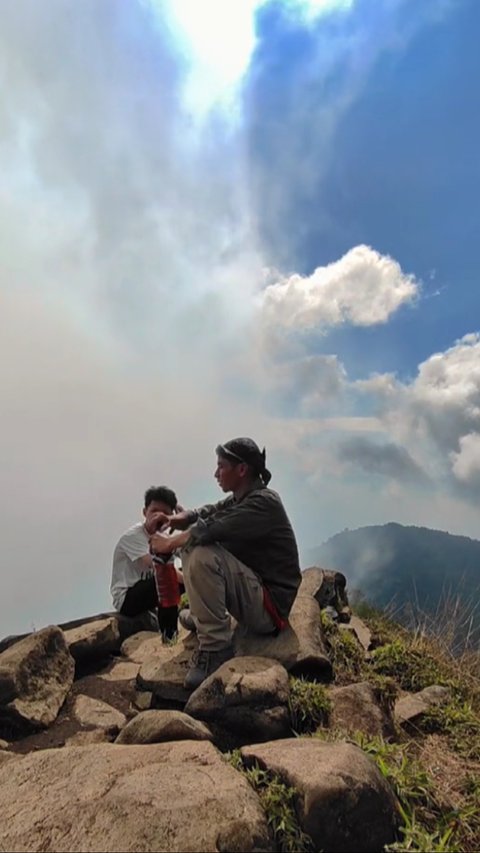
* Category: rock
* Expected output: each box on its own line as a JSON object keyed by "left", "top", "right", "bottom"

{"left": 0, "top": 742, "right": 273, "bottom": 852}
{"left": 241, "top": 738, "right": 399, "bottom": 853}
{"left": 66, "top": 728, "right": 117, "bottom": 746}
{"left": 73, "top": 695, "right": 127, "bottom": 731}
{"left": 302, "top": 566, "right": 350, "bottom": 613}
{"left": 339, "top": 616, "right": 372, "bottom": 651}
{"left": 0, "top": 751, "right": 15, "bottom": 767}
{"left": 64, "top": 617, "right": 121, "bottom": 665}
{"left": 115, "top": 710, "right": 213, "bottom": 745}
{"left": 98, "top": 661, "right": 140, "bottom": 682}
{"left": 235, "top": 595, "right": 332, "bottom": 681}
{"left": 328, "top": 682, "right": 395, "bottom": 739}
{"left": 121, "top": 629, "right": 190, "bottom": 665}
{"left": 395, "top": 685, "right": 451, "bottom": 727}
{"left": 0, "top": 739, "right": 9, "bottom": 749}
{"left": 137, "top": 641, "right": 197, "bottom": 707}
{"left": 185, "top": 657, "right": 291, "bottom": 742}
{"left": 0, "top": 626, "right": 75, "bottom": 732}
{"left": 133, "top": 690, "right": 153, "bottom": 711}
{"left": 121, "top": 631, "right": 168, "bottom": 663}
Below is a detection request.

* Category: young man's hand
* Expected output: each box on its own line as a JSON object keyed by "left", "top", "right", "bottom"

{"left": 150, "top": 530, "right": 190, "bottom": 554}
{"left": 144, "top": 511, "right": 169, "bottom": 535}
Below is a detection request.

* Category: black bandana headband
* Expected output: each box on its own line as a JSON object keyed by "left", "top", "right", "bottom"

{"left": 216, "top": 437, "right": 272, "bottom": 486}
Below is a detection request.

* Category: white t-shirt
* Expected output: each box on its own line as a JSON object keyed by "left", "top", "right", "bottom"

{"left": 110, "top": 522, "right": 151, "bottom": 612}
{"left": 110, "top": 522, "right": 182, "bottom": 612}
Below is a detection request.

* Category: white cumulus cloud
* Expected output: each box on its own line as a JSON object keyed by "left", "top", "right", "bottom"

{"left": 260, "top": 245, "right": 418, "bottom": 332}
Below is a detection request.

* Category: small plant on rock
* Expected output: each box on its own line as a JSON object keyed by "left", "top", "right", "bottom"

{"left": 321, "top": 612, "right": 364, "bottom": 683}
{"left": 369, "top": 639, "right": 447, "bottom": 692}
{"left": 289, "top": 677, "right": 331, "bottom": 734}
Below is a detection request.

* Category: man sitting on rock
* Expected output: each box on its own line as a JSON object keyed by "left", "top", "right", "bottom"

{"left": 149, "top": 438, "right": 301, "bottom": 690}
{"left": 111, "top": 485, "right": 183, "bottom": 640}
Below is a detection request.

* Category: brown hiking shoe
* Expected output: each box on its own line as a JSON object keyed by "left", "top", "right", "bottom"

{"left": 183, "top": 645, "right": 234, "bottom": 691}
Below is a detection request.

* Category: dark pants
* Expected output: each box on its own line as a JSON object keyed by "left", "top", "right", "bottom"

{"left": 120, "top": 576, "right": 180, "bottom": 640}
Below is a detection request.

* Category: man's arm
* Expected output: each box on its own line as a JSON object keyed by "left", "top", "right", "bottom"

{"left": 189, "top": 491, "right": 277, "bottom": 546}
{"left": 168, "top": 498, "right": 232, "bottom": 530}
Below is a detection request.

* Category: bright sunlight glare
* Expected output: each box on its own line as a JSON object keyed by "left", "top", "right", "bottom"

{"left": 155, "top": 0, "right": 354, "bottom": 114}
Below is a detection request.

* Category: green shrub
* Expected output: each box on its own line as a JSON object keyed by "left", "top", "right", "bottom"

{"left": 369, "top": 640, "right": 447, "bottom": 691}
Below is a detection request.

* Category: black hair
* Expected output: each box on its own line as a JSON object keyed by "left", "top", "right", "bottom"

{"left": 144, "top": 485, "right": 177, "bottom": 511}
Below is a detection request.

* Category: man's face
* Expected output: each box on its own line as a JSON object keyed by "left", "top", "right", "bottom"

{"left": 215, "top": 455, "right": 246, "bottom": 493}
{"left": 143, "top": 500, "right": 173, "bottom": 530}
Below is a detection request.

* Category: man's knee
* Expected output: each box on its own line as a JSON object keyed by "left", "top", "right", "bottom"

{"left": 182, "top": 544, "right": 219, "bottom": 578}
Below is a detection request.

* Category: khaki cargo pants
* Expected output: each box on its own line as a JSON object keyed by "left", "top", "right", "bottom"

{"left": 181, "top": 543, "right": 276, "bottom": 651}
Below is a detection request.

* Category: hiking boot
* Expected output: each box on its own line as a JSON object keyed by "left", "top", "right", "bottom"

{"left": 184, "top": 645, "right": 235, "bottom": 691}
{"left": 179, "top": 608, "right": 196, "bottom": 633}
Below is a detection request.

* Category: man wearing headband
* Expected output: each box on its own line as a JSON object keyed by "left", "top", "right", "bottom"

{"left": 150, "top": 437, "right": 301, "bottom": 690}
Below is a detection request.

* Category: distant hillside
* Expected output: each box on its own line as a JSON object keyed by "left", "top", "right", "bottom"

{"left": 308, "top": 523, "right": 480, "bottom": 641}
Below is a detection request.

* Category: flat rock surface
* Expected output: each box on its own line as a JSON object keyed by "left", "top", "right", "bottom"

{"left": 121, "top": 629, "right": 189, "bottom": 664}
{"left": 73, "top": 695, "right": 126, "bottom": 731}
{"left": 0, "top": 742, "right": 274, "bottom": 852}
{"left": 116, "top": 710, "right": 213, "bottom": 744}
{"left": 241, "top": 738, "right": 398, "bottom": 853}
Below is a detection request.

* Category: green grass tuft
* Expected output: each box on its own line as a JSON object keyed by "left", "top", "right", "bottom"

{"left": 288, "top": 677, "right": 331, "bottom": 734}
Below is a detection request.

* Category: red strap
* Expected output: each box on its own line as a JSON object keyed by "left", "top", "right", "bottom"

{"left": 263, "top": 586, "right": 289, "bottom": 632}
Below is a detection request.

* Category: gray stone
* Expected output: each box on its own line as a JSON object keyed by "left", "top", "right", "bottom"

{"left": 64, "top": 617, "right": 121, "bottom": 664}
{"left": 0, "top": 742, "right": 273, "bottom": 852}
{"left": 339, "top": 615, "right": 372, "bottom": 651}
{"left": 241, "top": 738, "right": 399, "bottom": 853}
{"left": 73, "top": 695, "right": 126, "bottom": 731}
{"left": 116, "top": 710, "right": 213, "bottom": 745}
{"left": 235, "top": 595, "right": 332, "bottom": 681}
{"left": 328, "top": 681, "right": 395, "bottom": 739}
{"left": 185, "top": 656, "right": 291, "bottom": 742}
{"left": 395, "top": 685, "right": 451, "bottom": 727}
{"left": 0, "top": 626, "right": 75, "bottom": 732}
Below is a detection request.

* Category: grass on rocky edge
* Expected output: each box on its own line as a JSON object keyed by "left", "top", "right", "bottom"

{"left": 227, "top": 751, "right": 315, "bottom": 853}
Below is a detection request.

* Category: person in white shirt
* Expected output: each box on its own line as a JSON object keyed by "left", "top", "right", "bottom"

{"left": 110, "top": 485, "right": 182, "bottom": 639}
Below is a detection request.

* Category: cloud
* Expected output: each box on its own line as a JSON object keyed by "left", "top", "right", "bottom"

{"left": 338, "top": 436, "right": 428, "bottom": 484}
{"left": 260, "top": 245, "right": 418, "bottom": 332}
{"left": 451, "top": 434, "right": 480, "bottom": 488}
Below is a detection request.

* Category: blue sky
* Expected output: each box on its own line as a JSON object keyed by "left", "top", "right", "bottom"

{"left": 0, "top": 0, "right": 479, "bottom": 635}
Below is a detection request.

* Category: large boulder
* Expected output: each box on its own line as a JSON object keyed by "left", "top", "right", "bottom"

{"left": 64, "top": 618, "right": 121, "bottom": 665}
{"left": 328, "top": 681, "right": 395, "bottom": 739}
{"left": 72, "top": 695, "right": 127, "bottom": 731}
{"left": 0, "top": 742, "right": 274, "bottom": 852}
{"left": 235, "top": 584, "right": 332, "bottom": 681}
{"left": 241, "top": 738, "right": 399, "bottom": 853}
{"left": 115, "top": 710, "right": 213, "bottom": 745}
{"left": 185, "top": 657, "right": 291, "bottom": 744}
{"left": 0, "top": 626, "right": 75, "bottom": 733}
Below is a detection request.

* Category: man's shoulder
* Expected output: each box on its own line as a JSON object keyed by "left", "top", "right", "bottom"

{"left": 116, "top": 522, "right": 146, "bottom": 547}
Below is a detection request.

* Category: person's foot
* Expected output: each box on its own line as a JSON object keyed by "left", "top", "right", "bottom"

{"left": 179, "top": 608, "right": 196, "bottom": 633}
{"left": 184, "top": 645, "right": 234, "bottom": 691}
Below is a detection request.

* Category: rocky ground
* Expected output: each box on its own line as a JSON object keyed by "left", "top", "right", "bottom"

{"left": 0, "top": 567, "right": 479, "bottom": 852}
